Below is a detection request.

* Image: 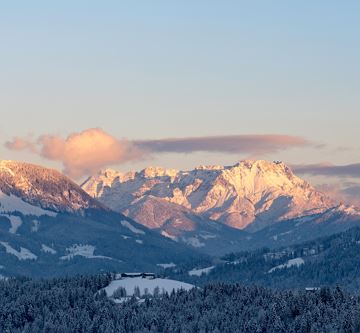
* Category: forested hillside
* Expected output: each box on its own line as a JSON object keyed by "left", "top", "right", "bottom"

{"left": 0, "top": 275, "right": 359, "bottom": 333}
{"left": 168, "top": 227, "right": 360, "bottom": 291}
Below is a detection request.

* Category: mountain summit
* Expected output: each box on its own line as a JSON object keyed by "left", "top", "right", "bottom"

{"left": 0, "top": 160, "right": 105, "bottom": 213}
{"left": 82, "top": 160, "right": 335, "bottom": 233}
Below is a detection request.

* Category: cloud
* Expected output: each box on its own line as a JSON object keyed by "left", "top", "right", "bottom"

{"left": 293, "top": 163, "right": 360, "bottom": 178}
{"left": 6, "top": 128, "right": 144, "bottom": 179}
{"left": 5, "top": 137, "right": 37, "bottom": 153}
{"left": 135, "top": 134, "right": 309, "bottom": 154}
{"left": 342, "top": 184, "right": 360, "bottom": 197}
{"left": 315, "top": 183, "right": 360, "bottom": 207}
{"left": 295, "top": 163, "right": 360, "bottom": 206}
{"left": 5, "top": 129, "right": 311, "bottom": 179}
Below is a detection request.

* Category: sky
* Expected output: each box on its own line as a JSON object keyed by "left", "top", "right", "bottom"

{"left": 0, "top": 1, "right": 359, "bottom": 203}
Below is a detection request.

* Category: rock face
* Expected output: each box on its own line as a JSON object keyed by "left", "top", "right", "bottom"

{"left": 0, "top": 160, "right": 106, "bottom": 213}
{"left": 82, "top": 160, "right": 335, "bottom": 233}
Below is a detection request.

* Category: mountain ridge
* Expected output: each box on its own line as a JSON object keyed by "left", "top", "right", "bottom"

{"left": 82, "top": 159, "right": 337, "bottom": 234}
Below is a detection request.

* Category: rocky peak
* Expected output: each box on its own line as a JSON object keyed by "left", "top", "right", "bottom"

{"left": 138, "top": 166, "right": 178, "bottom": 179}
{"left": 230, "top": 159, "right": 294, "bottom": 177}
{"left": 195, "top": 165, "right": 224, "bottom": 171}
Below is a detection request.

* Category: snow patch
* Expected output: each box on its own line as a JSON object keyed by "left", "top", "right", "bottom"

{"left": 199, "top": 233, "right": 217, "bottom": 240}
{"left": 161, "top": 230, "right": 177, "bottom": 241}
{"left": 279, "top": 230, "right": 293, "bottom": 236}
{"left": 0, "top": 241, "right": 37, "bottom": 260}
{"left": 41, "top": 244, "right": 57, "bottom": 254}
{"left": 183, "top": 237, "right": 205, "bottom": 248}
{"left": 31, "top": 220, "right": 40, "bottom": 232}
{"left": 6, "top": 215, "right": 22, "bottom": 234}
{"left": 157, "top": 263, "right": 176, "bottom": 269}
{"left": 0, "top": 164, "right": 14, "bottom": 176}
{"left": 0, "top": 191, "right": 57, "bottom": 217}
{"left": 120, "top": 220, "right": 145, "bottom": 235}
{"left": 60, "top": 244, "right": 113, "bottom": 260}
{"left": 112, "top": 298, "right": 129, "bottom": 304}
{"left": 295, "top": 216, "right": 315, "bottom": 227}
{"left": 188, "top": 266, "right": 215, "bottom": 276}
{"left": 268, "top": 257, "right": 305, "bottom": 273}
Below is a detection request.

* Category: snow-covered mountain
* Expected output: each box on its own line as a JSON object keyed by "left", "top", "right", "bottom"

{"left": 236, "top": 204, "right": 360, "bottom": 251}
{"left": 0, "top": 160, "right": 105, "bottom": 213}
{"left": 82, "top": 160, "right": 336, "bottom": 235}
{"left": 0, "top": 160, "right": 203, "bottom": 277}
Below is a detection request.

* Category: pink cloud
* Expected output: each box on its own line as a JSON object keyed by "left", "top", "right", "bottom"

{"left": 6, "top": 128, "right": 144, "bottom": 179}
{"left": 5, "top": 137, "right": 37, "bottom": 153}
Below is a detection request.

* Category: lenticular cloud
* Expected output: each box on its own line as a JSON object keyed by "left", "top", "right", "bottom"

{"left": 134, "top": 134, "right": 308, "bottom": 154}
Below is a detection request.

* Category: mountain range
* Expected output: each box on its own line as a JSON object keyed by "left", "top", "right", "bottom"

{"left": 1, "top": 159, "right": 359, "bottom": 278}
{"left": 82, "top": 160, "right": 360, "bottom": 253}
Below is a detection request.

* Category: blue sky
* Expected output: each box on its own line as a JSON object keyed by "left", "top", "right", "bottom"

{"left": 0, "top": 1, "right": 359, "bottom": 197}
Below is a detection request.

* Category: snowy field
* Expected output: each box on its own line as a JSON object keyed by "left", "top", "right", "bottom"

{"left": 156, "top": 263, "right": 176, "bottom": 269}
{"left": 60, "top": 244, "right": 113, "bottom": 260}
{"left": 188, "top": 266, "right": 215, "bottom": 276}
{"left": 104, "top": 277, "right": 194, "bottom": 298}
{"left": 268, "top": 257, "right": 304, "bottom": 273}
